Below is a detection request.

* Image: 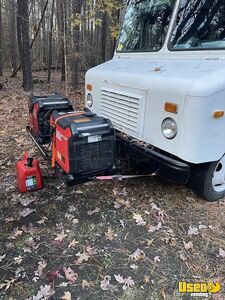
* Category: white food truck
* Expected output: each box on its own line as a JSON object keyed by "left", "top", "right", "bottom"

{"left": 85, "top": 0, "right": 225, "bottom": 202}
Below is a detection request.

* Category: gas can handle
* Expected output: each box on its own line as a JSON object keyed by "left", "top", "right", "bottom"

{"left": 24, "top": 152, "right": 28, "bottom": 161}
{"left": 27, "top": 158, "right": 33, "bottom": 168}
{"left": 24, "top": 152, "right": 33, "bottom": 168}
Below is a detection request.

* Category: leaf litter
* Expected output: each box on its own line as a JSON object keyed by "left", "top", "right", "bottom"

{"left": 0, "top": 78, "right": 225, "bottom": 299}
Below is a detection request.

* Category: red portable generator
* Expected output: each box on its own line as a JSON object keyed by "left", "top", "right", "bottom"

{"left": 27, "top": 94, "right": 116, "bottom": 186}
{"left": 28, "top": 94, "right": 73, "bottom": 144}
{"left": 16, "top": 153, "right": 43, "bottom": 192}
{"left": 50, "top": 110, "right": 115, "bottom": 185}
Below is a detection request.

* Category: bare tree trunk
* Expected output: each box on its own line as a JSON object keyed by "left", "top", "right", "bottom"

{"left": 72, "top": 0, "right": 82, "bottom": 89}
{"left": 10, "top": 0, "right": 17, "bottom": 75}
{"left": 47, "top": 0, "right": 55, "bottom": 84}
{"left": 17, "top": 0, "right": 33, "bottom": 91}
{"left": 57, "top": 0, "right": 66, "bottom": 82}
{"left": 0, "top": 0, "right": 3, "bottom": 76}
{"left": 101, "top": 9, "right": 107, "bottom": 63}
{"left": 41, "top": 0, "right": 47, "bottom": 68}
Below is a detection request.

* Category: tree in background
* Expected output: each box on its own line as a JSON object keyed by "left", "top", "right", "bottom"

{"left": 0, "top": 0, "right": 3, "bottom": 77}
{"left": 0, "top": 0, "right": 124, "bottom": 90}
{"left": 47, "top": 0, "right": 55, "bottom": 84}
{"left": 10, "top": 0, "right": 17, "bottom": 76}
{"left": 17, "top": 0, "right": 33, "bottom": 91}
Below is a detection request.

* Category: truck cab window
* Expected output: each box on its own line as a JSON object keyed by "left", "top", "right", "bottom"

{"left": 117, "top": 0, "right": 175, "bottom": 52}
{"left": 170, "top": 0, "right": 225, "bottom": 50}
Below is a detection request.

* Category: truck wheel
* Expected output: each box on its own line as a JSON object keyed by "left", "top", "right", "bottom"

{"left": 190, "top": 156, "right": 225, "bottom": 202}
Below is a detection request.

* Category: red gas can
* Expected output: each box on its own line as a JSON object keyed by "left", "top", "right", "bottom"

{"left": 16, "top": 153, "right": 43, "bottom": 192}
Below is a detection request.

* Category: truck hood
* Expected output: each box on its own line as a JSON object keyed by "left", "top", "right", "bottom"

{"left": 86, "top": 57, "right": 225, "bottom": 164}
{"left": 90, "top": 57, "right": 225, "bottom": 98}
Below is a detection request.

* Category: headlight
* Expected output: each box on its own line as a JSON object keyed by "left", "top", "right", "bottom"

{"left": 161, "top": 118, "right": 178, "bottom": 139}
{"left": 87, "top": 94, "right": 93, "bottom": 107}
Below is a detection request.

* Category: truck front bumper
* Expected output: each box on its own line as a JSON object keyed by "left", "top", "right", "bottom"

{"left": 117, "top": 136, "right": 190, "bottom": 184}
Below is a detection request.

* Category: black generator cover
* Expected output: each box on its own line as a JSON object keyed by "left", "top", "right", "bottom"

{"left": 52, "top": 111, "right": 115, "bottom": 176}
{"left": 29, "top": 94, "right": 74, "bottom": 143}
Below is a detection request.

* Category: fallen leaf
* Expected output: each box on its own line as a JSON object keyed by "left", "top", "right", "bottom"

{"left": 31, "top": 285, "right": 55, "bottom": 300}
{"left": 63, "top": 267, "right": 78, "bottom": 283}
{"left": 68, "top": 239, "right": 79, "bottom": 248}
{"left": 58, "top": 282, "right": 69, "bottom": 287}
{"left": 147, "top": 222, "right": 162, "bottom": 233}
{"left": 100, "top": 275, "right": 111, "bottom": 291}
{"left": 115, "top": 197, "right": 130, "bottom": 208}
{"left": 180, "top": 253, "right": 187, "bottom": 261}
{"left": 114, "top": 201, "right": 121, "bottom": 209}
{"left": 72, "top": 218, "right": 79, "bottom": 225}
{"left": 13, "top": 256, "right": 23, "bottom": 265}
{"left": 87, "top": 207, "right": 100, "bottom": 215}
{"left": 20, "top": 197, "right": 36, "bottom": 207}
{"left": 68, "top": 205, "right": 77, "bottom": 213}
{"left": 15, "top": 267, "right": 26, "bottom": 279}
{"left": 219, "top": 248, "right": 225, "bottom": 258}
{"left": 4, "top": 217, "right": 15, "bottom": 223}
{"left": 105, "top": 228, "right": 115, "bottom": 241}
{"left": 199, "top": 225, "right": 207, "bottom": 230}
{"left": 0, "top": 254, "right": 6, "bottom": 263}
{"left": 188, "top": 226, "right": 199, "bottom": 236}
{"left": 169, "top": 238, "right": 177, "bottom": 247}
{"left": 46, "top": 270, "right": 61, "bottom": 283}
{"left": 9, "top": 228, "right": 23, "bottom": 240}
{"left": 183, "top": 241, "right": 194, "bottom": 251}
{"left": 114, "top": 274, "right": 125, "bottom": 284}
{"left": 123, "top": 277, "right": 135, "bottom": 290}
{"left": 160, "top": 288, "right": 167, "bottom": 300}
{"left": 35, "top": 260, "right": 47, "bottom": 277}
{"left": 129, "top": 248, "right": 145, "bottom": 261}
{"left": 130, "top": 264, "right": 138, "bottom": 270}
{"left": 75, "top": 189, "right": 83, "bottom": 194}
{"left": 86, "top": 246, "right": 98, "bottom": 256}
{"left": 119, "top": 220, "right": 126, "bottom": 229}
{"left": 54, "top": 230, "right": 67, "bottom": 242}
{"left": 144, "top": 276, "right": 150, "bottom": 284}
{"left": 60, "top": 292, "right": 71, "bottom": 300}
{"left": 0, "top": 278, "right": 17, "bottom": 291}
{"left": 65, "top": 213, "right": 75, "bottom": 221}
{"left": 133, "top": 213, "right": 146, "bottom": 226}
{"left": 82, "top": 280, "right": 93, "bottom": 289}
{"left": 37, "top": 217, "right": 48, "bottom": 225}
{"left": 154, "top": 256, "right": 160, "bottom": 263}
{"left": 19, "top": 208, "right": 36, "bottom": 218}
{"left": 74, "top": 251, "right": 90, "bottom": 265}
{"left": 100, "top": 275, "right": 118, "bottom": 292}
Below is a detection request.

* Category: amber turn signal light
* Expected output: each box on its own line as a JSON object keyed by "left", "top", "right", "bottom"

{"left": 164, "top": 102, "right": 178, "bottom": 114}
{"left": 87, "top": 84, "right": 93, "bottom": 91}
{"left": 213, "top": 111, "right": 224, "bottom": 119}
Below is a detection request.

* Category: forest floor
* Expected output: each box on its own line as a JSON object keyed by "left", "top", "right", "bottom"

{"left": 0, "top": 73, "right": 225, "bottom": 300}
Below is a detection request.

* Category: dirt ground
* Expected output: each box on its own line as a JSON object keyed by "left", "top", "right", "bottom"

{"left": 0, "top": 74, "right": 225, "bottom": 300}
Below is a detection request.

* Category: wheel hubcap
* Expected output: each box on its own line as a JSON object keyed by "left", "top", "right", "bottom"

{"left": 212, "top": 156, "right": 225, "bottom": 193}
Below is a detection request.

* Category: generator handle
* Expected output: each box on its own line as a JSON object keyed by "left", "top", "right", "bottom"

{"left": 26, "top": 126, "right": 50, "bottom": 161}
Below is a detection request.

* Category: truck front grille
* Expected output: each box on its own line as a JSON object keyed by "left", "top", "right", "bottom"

{"left": 100, "top": 88, "right": 145, "bottom": 138}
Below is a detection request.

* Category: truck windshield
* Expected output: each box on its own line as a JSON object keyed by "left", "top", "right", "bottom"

{"left": 117, "top": 0, "right": 175, "bottom": 52}
{"left": 170, "top": 0, "right": 225, "bottom": 50}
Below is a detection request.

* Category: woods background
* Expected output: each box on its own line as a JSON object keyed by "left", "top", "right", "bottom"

{"left": 0, "top": 0, "right": 124, "bottom": 91}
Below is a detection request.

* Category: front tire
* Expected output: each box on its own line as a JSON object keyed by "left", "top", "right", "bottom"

{"left": 190, "top": 156, "right": 225, "bottom": 202}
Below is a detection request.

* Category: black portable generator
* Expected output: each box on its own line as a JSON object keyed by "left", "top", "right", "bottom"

{"left": 51, "top": 110, "right": 115, "bottom": 184}
{"left": 28, "top": 94, "right": 74, "bottom": 144}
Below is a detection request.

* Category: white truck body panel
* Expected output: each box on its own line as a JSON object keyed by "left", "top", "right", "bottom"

{"left": 85, "top": 0, "right": 225, "bottom": 165}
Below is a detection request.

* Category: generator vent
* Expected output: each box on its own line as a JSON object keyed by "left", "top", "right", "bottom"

{"left": 101, "top": 88, "right": 145, "bottom": 139}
